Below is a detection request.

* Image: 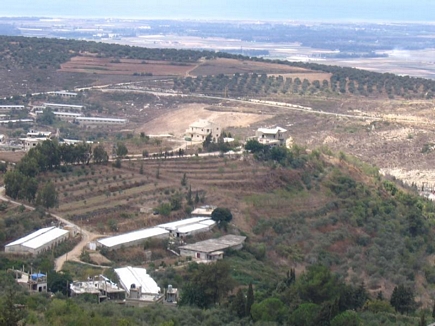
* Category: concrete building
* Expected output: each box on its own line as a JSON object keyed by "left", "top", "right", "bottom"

{"left": 70, "top": 275, "right": 125, "bottom": 303}
{"left": 0, "top": 105, "right": 25, "bottom": 112}
{"left": 254, "top": 126, "right": 288, "bottom": 146}
{"left": 165, "top": 284, "right": 178, "bottom": 303}
{"left": 185, "top": 119, "right": 221, "bottom": 142}
{"left": 115, "top": 266, "right": 163, "bottom": 306}
{"left": 9, "top": 270, "right": 47, "bottom": 293}
{"left": 43, "top": 103, "right": 84, "bottom": 113}
{"left": 0, "top": 119, "right": 33, "bottom": 125}
{"left": 5, "top": 227, "right": 70, "bottom": 256}
{"left": 97, "top": 228, "right": 169, "bottom": 250}
{"left": 53, "top": 111, "right": 83, "bottom": 121}
{"left": 191, "top": 205, "right": 216, "bottom": 217}
{"left": 27, "top": 130, "right": 52, "bottom": 138}
{"left": 179, "top": 234, "right": 246, "bottom": 261}
{"left": 20, "top": 137, "right": 46, "bottom": 151}
{"left": 47, "top": 91, "right": 78, "bottom": 98}
{"left": 76, "top": 116, "right": 128, "bottom": 126}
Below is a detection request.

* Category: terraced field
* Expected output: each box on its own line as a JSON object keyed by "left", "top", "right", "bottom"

{"left": 53, "top": 156, "right": 271, "bottom": 233}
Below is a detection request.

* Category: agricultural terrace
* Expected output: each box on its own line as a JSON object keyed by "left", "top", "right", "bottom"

{"left": 54, "top": 155, "right": 275, "bottom": 234}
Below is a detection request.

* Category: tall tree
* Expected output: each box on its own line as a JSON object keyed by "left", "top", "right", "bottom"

{"left": 116, "top": 142, "right": 128, "bottom": 158}
{"left": 37, "top": 181, "right": 58, "bottom": 210}
{"left": 93, "top": 143, "right": 108, "bottom": 164}
{"left": 0, "top": 286, "right": 26, "bottom": 326}
{"left": 211, "top": 207, "right": 233, "bottom": 229}
{"left": 246, "top": 282, "right": 254, "bottom": 317}
{"left": 232, "top": 289, "right": 246, "bottom": 318}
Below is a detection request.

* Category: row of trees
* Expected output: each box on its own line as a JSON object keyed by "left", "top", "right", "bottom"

{"left": 3, "top": 140, "right": 110, "bottom": 207}
{"left": 173, "top": 69, "right": 435, "bottom": 99}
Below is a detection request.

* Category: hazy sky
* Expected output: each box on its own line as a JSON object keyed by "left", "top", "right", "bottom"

{"left": 1, "top": 0, "right": 434, "bottom": 21}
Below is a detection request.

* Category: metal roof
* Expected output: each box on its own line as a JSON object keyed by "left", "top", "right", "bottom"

{"left": 115, "top": 266, "right": 160, "bottom": 295}
{"left": 97, "top": 228, "right": 169, "bottom": 248}
{"left": 177, "top": 221, "right": 216, "bottom": 234}
{"left": 6, "top": 227, "right": 69, "bottom": 249}
{"left": 157, "top": 217, "right": 209, "bottom": 230}
{"left": 44, "top": 103, "right": 83, "bottom": 108}
{"left": 76, "top": 117, "right": 127, "bottom": 122}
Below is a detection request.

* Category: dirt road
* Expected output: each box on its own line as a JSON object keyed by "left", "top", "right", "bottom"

{"left": 0, "top": 186, "right": 102, "bottom": 271}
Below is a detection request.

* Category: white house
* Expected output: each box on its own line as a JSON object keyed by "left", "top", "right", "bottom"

{"left": 255, "top": 126, "right": 288, "bottom": 146}
{"left": 185, "top": 119, "right": 221, "bottom": 142}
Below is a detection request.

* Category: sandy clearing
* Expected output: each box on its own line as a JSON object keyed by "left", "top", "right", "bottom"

{"left": 136, "top": 103, "right": 274, "bottom": 137}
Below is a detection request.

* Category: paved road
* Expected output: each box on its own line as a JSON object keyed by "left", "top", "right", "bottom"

{"left": 0, "top": 186, "right": 101, "bottom": 271}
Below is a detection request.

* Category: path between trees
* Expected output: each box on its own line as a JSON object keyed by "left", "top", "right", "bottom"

{"left": 0, "top": 186, "right": 103, "bottom": 272}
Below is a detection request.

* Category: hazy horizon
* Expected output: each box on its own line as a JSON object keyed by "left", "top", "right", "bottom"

{"left": 1, "top": 0, "right": 434, "bottom": 22}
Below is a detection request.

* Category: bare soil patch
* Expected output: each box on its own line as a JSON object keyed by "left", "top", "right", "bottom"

{"left": 60, "top": 56, "right": 194, "bottom": 76}
{"left": 136, "top": 103, "right": 273, "bottom": 138}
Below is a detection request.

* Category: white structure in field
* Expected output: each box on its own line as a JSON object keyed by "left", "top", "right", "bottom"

{"left": 76, "top": 117, "right": 128, "bottom": 125}
{"left": 97, "top": 228, "right": 169, "bottom": 250}
{"left": 185, "top": 119, "right": 221, "bottom": 142}
{"left": 157, "top": 217, "right": 215, "bottom": 237}
{"left": 115, "top": 266, "right": 163, "bottom": 304}
{"left": 43, "top": 103, "right": 84, "bottom": 112}
{"left": 0, "top": 105, "right": 25, "bottom": 112}
{"left": 97, "top": 217, "right": 217, "bottom": 250}
{"left": 255, "top": 126, "right": 288, "bottom": 146}
{"left": 47, "top": 91, "right": 78, "bottom": 98}
{"left": 53, "top": 111, "right": 83, "bottom": 121}
{"left": 179, "top": 234, "right": 246, "bottom": 261}
{"left": 27, "top": 130, "right": 52, "bottom": 138}
{"left": 5, "top": 227, "right": 70, "bottom": 256}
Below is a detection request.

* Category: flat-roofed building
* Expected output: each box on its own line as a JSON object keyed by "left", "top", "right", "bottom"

{"left": 5, "top": 227, "right": 70, "bottom": 256}
{"left": 255, "top": 126, "right": 288, "bottom": 146}
{"left": 0, "top": 105, "right": 25, "bottom": 112}
{"left": 97, "top": 228, "right": 169, "bottom": 250}
{"left": 44, "top": 103, "right": 84, "bottom": 112}
{"left": 47, "top": 91, "right": 78, "bottom": 98}
{"left": 185, "top": 119, "right": 221, "bottom": 142}
{"left": 115, "top": 266, "right": 163, "bottom": 305}
{"left": 53, "top": 111, "right": 83, "bottom": 121}
{"left": 27, "top": 130, "right": 52, "bottom": 138}
{"left": 70, "top": 275, "right": 125, "bottom": 303}
{"left": 76, "top": 117, "right": 128, "bottom": 126}
{"left": 0, "top": 119, "right": 33, "bottom": 125}
{"left": 191, "top": 205, "right": 216, "bottom": 217}
{"left": 179, "top": 234, "right": 246, "bottom": 261}
{"left": 20, "top": 137, "right": 47, "bottom": 151}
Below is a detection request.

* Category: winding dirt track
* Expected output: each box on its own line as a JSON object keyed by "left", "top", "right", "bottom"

{"left": 0, "top": 186, "right": 102, "bottom": 271}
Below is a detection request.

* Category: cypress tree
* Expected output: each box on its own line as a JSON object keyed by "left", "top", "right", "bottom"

{"left": 232, "top": 289, "right": 246, "bottom": 318}
{"left": 246, "top": 282, "right": 254, "bottom": 317}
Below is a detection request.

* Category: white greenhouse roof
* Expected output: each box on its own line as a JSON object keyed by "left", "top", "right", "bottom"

{"left": 157, "top": 217, "right": 209, "bottom": 230}
{"left": 6, "top": 227, "right": 69, "bottom": 249}
{"left": 44, "top": 103, "right": 84, "bottom": 108}
{"left": 97, "top": 228, "right": 169, "bottom": 248}
{"left": 115, "top": 266, "right": 160, "bottom": 295}
{"left": 76, "top": 117, "right": 127, "bottom": 122}
{"left": 53, "top": 112, "right": 82, "bottom": 116}
{"left": 177, "top": 221, "right": 216, "bottom": 234}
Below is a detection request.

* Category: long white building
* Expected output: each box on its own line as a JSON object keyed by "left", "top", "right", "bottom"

{"left": 97, "top": 228, "right": 169, "bottom": 250}
{"left": 76, "top": 117, "right": 128, "bottom": 125}
{"left": 5, "top": 227, "right": 70, "bottom": 256}
{"left": 43, "top": 103, "right": 84, "bottom": 112}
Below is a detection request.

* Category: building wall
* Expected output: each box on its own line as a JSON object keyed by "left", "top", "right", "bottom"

{"left": 6, "top": 232, "right": 70, "bottom": 256}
